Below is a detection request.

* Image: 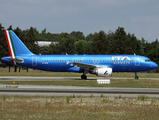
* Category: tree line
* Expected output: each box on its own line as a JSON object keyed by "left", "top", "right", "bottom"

{"left": 0, "top": 23, "right": 159, "bottom": 66}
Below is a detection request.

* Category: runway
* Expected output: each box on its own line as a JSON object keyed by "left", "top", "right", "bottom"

{"left": 0, "top": 85, "right": 159, "bottom": 98}
{"left": 0, "top": 76, "right": 159, "bottom": 98}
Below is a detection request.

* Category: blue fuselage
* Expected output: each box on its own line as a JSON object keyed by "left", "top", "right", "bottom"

{"left": 2, "top": 54, "right": 158, "bottom": 73}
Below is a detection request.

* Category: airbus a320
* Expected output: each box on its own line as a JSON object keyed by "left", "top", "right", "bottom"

{"left": 1, "top": 30, "right": 158, "bottom": 79}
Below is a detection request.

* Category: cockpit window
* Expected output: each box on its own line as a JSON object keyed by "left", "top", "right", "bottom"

{"left": 145, "top": 59, "right": 150, "bottom": 62}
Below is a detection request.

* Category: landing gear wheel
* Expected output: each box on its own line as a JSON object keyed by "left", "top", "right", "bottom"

{"left": 81, "top": 75, "right": 87, "bottom": 80}
{"left": 135, "top": 76, "right": 139, "bottom": 79}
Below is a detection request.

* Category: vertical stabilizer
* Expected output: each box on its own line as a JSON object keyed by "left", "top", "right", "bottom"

{"left": 4, "top": 30, "right": 33, "bottom": 56}
{"left": 4, "top": 30, "right": 34, "bottom": 64}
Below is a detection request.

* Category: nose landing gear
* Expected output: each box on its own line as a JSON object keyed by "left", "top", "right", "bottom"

{"left": 135, "top": 72, "right": 139, "bottom": 79}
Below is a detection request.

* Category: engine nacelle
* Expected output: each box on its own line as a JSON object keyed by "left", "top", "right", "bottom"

{"left": 96, "top": 68, "right": 112, "bottom": 77}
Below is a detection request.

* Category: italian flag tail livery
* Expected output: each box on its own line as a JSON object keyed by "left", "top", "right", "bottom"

{"left": 4, "top": 30, "right": 33, "bottom": 65}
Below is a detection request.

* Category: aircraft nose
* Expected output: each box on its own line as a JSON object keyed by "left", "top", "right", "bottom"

{"left": 152, "top": 62, "right": 158, "bottom": 69}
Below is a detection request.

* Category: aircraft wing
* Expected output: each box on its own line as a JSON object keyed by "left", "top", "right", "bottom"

{"left": 72, "top": 62, "right": 96, "bottom": 69}
{"left": 70, "top": 62, "right": 113, "bottom": 71}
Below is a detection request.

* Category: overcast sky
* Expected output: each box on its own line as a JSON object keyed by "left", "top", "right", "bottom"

{"left": 1, "top": 0, "right": 159, "bottom": 42}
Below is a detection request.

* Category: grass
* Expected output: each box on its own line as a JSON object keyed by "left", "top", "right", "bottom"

{"left": 0, "top": 68, "right": 87, "bottom": 77}
{"left": 1, "top": 68, "right": 159, "bottom": 88}
{"left": 0, "top": 96, "right": 159, "bottom": 120}
{"left": 1, "top": 68, "right": 159, "bottom": 119}
{"left": 0, "top": 67, "right": 159, "bottom": 78}
{"left": 137, "top": 95, "right": 149, "bottom": 101}
{"left": 1, "top": 79, "right": 159, "bottom": 88}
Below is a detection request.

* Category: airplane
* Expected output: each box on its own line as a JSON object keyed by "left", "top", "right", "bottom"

{"left": 1, "top": 30, "right": 158, "bottom": 79}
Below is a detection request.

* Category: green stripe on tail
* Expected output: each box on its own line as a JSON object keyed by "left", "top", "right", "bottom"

{"left": 9, "top": 30, "right": 17, "bottom": 59}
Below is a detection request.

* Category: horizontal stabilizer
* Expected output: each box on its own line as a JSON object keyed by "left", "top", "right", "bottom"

{"left": 6, "top": 58, "right": 24, "bottom": 63}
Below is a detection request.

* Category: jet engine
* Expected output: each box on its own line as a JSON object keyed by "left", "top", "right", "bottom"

{"left": 95, "top": 68, "right": 112, "bottom": 77}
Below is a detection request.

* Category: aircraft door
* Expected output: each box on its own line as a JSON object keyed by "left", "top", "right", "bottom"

{"left": 32, "top": 56, "right": 37, "bottom": 66}
{"left": 135, "top": 57, "right": 140, "bottom": 66}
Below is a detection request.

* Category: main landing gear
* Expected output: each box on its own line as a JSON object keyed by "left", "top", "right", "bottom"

{"left": 135, "top": 72, "right": 139, "bottom": 79}
{"left": 81, "top": 74, "right": 87, "bottom": 80}
{"left": 81, "top": 70, "right": 88, "bottom": 80}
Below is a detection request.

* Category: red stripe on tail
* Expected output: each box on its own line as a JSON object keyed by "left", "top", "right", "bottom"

{"left": 4, "top": 30, "right": 14, "bottom": 64}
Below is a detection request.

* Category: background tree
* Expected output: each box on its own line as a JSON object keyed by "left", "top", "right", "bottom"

{"left": 26, "top": 27, "right": 39, "bottom": 54}
{"left": 7, "top": 25, "right": 13, "bottom": 30}
{"left": 60, "top": 34, "right": 76, "bottom": 54}
{"left": 39, "top": 46, "right": 50, "bottom": 55}
{"left": 91, "top": 31, "right": 109, "bottom": 54}
{"left": 0, "top": 24, "right": 8, "bottom": 59}
{"left": 49, "top": 43, "right": 61, "bottom": 54}
{"left": 105, "top": 31, "right": 116, "bottom": 54}
{"left": 141, "top": 38, "right": 151, "bottom": 56}
{"left": 127, "top": 33, "right": 143, "bottom": 55}
{"left": 14, "top": 27, "right": 23, "bottom": 39}
{"left": 70, "top": 31, "right": 85, "bottom": 42}
{"left": 111, "top": 27, "right": 132, "bottom": 54}
{"left": 75, "top": 40, "right": 90, "bottom": 54}
{"left": 146, "top": 39, "right": 159, "bottom": 64}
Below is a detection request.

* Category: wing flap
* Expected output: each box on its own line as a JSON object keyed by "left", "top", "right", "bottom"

{"left": 72, "top": 62, "right": 97, "bottom": 69}
{"left": 70, "top": 62, "right": 113, "bottom": 70}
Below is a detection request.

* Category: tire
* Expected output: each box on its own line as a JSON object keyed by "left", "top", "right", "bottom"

{"left": 135, "top": 76, "right": 139, "bottom": 79}
{"left": 81, "top": 75, "right": 87, "bottom": 80}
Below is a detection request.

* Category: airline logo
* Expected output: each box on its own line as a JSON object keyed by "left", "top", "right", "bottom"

{"left": 112, "top": 56, "right": 131, "bottom": 61}
{"left": 4, "top": 30, "right": 16, "bottom": 65}
{"left": 104, "top": 71, "right": 108, "bottom": 75}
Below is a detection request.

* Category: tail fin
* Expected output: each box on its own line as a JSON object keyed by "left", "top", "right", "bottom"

{"left": 4, "top": 30, "right": 34, "bottom": 58}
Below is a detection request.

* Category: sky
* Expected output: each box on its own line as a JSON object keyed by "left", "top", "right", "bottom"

{"left": 1, "top": 0, "right": 159, "bottom": 42}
